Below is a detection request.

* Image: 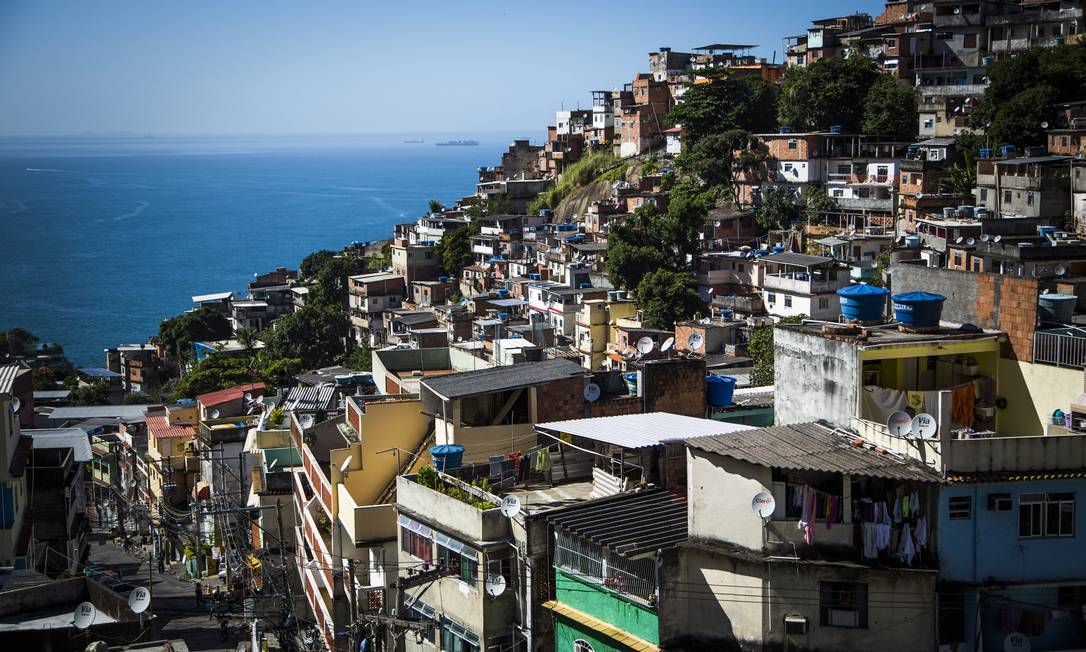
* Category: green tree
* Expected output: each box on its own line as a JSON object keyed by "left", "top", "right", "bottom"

{"left": 309, "top": 255, "right": 369, "bottom": 307}
{"left": 261, "top": 357, "right": 303, "bottom": 388}
{"left": 158, "top": 307, "right": 232, "bottom": 363}
{"left": 342, "top": 343, "right": 373, "bottom": 371}
{"left": 434, "top": 221, "right": 481, "bottom": 279}
{"left": 171, "top": 355, "right": 260, "bottom": 400}
{"left": 300, "top": 249, "right": 336, "bottom": 281}
{"left": 986, "top": 85, "right": 1058, "bottom": 149}
{"left": 777, "top": 55, "right": 880, "bottom": 132}
{"left": 675, "top": 129, "right": 764, "bottom": 203}
{"left": 800, "top": 184, "right": 840, "bottom": 223}
{"left": 665, "top": 76, "right": 778, "bottom": 146}
{"left": 662, "top": 178, "right": 717, "bottom": 267}
{"left": 756, "top": 186, "right": 801, "bottom": 230}
{"left": 260, "top": 304, "right": 348, "bottom": 369}
{"left": 428, "top": 199, "right": 445, "bottom": 214}
{"left": 748, "top": 315, "right": 806, "bottom": 386}
{"left": 635, "top": 269, "right": 704, "bottom": 330}
{"left": 605, "top": 205, "right": 678, "bottom": 290}
{"left": 0, "top": 328, "right": 39, "bottom": 357}
{"left": 862, "top": 75, "right": 918, "bottom": 139}
{"left": 70, "top": 380, "right": 112, "bottom": 406}
{"left": 123, "top": 391, "right": 151, "bottom": 405}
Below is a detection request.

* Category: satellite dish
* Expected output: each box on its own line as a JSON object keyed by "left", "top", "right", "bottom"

{"left": 751, "top": 491, "right": 776, "bottom": 519}
{"left": 128, "top": 586, "right": 151, "bottom": 614}
{"left": 499, "top": 495, "right": 521, "bottom": 519}
{"left": 484, "top": 574, "right": 507, "bottom": 597}
{"left": 707, "top": 288, "right": 715, "bottom": 296}
{"left": 73, "top": 601, "right": 97, "bottom": 629}
{"left": 266, "top": 458, "right": 278, "bottom": 471}
{"left": 583, "top": 383, "right": 601, "bottom": 402}
{"left": 1041, "top": 121, "right": 1049, "bottom": 130}
{"left": 299, "top": 414, "right": 315, "bottom": 429}
{"left": 1041, "top": 288, "right": 1051, "bottom": 295}
{"left": 1004, "top": 632, "right": 1031, "bottom": 652}
{"left": 636, "top": 337, "right": 655, "bottom": 355}
{"left": 244, "top": 392, "right": 252, "bottom": 401}
{"left": 1055, "top": 264, "right": 1067, "bottom": 276}
{"left": 210, "top": 409, "right": 221, "bottom": 419}
{"left": 10, "top": 397, "right": 20, "bottom": 414}
{"left": 887, "top": 411, "right": 913, "bottom": 437}
{"left": 980, "top": 234, "right": 990, "bottom": 242}
{"left": 911, "top": 413, "right": 938, "bottom": 439}
{"left": 966, "top": 237, "right": 976, "bottom": 246}
{"left": 955, "top": 236, "right": 964, "bottom": 244}
{"left": 916, "top": 193, "right": 924, "bottom": 200}
{"left": 339, "top": 455, "right": 354, "bottom": 474}
{"left": 687, "top": 332, "right": 705, "bottom": 351}
{"left": 994, "top": 235, "right": 1002, "bottom": 243}
{"left": 661, "top": 337, "right": 675, "bottom": 352}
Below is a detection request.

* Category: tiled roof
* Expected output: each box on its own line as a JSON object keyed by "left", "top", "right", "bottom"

{"left": 685, "top": 422, "right": 941, "bottom": 482}
{"left": 146, "top": 415, "right": 196, "bottom": 440}
{"left": 196, "top": 382, "right": 265, "bottom": 408}
{"left": 546, "top": 488, "right": 688, "bottom": 557}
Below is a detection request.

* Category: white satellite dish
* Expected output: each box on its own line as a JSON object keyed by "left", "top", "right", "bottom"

{"left": 1004, "top": 632, "right": 1031, "bottom": 652}
{"left": 636, "top": 337, "right": 655, "bottom": 355}
{"left": 687, "top": 332, "right": 705, "bottom": 351}
{"left": 583, "top": 383, "right": 601, "bottom": 402}
{"left": 267, "top": 459, "right": 278, "bottom": 471}
{"left": 1041, "top": 121, "right": 1050, "bottom": 130}
{"left": 484, "top": 574, "right": 507, "bottom": 597}
{"left": 499, "top": 495, "right": 521, "bottom": 519}
{"left": 955, "top": 236, "right": 964, "bottom": 244}
{"left": 751, "top": 491, "right": 776, "bottom": 519}
{"left": 244, "top": 392, "right": 252, "bottom": 401}
{"left": 966, "top": 237, "right": 976, "bottom": 246}
{"left": 73, "top": 601, "right": 97, "bottom": 629}
{"left": 980, "top": 234, "right": 990, "bottom": 242}
{"left": 10, "top": 397, "right": 20, "bottom": 414}
{"left": 128, "top": 586, "right": 151, "bottom": 614}
{"left": 1041, "top": 288, "right": 1051, "bottom": 295}
{"left": 707, "top": 288, "right": 715, "bottom": 296}
{"left": 210, "top": 409, "right": 221, "bottom": 419}
{"left": 661, "top": 337, "right": 675, "bottom": 352}
{"left": 911, "top": 413, "right": 938, "bottom": 439}
{"left": 1055, "top": 264, "right": 1067, "bottom": 276}
{"left": 993, "top": 235, "right": 1002, "bottom": 243}
{"left": 299, "top": 414, "right": 315, "bottom": 429}
{"left": 887, "top": 411, "right": 913, "bottom": 437}
{"left": 339, "top": 455, "right": 354, "bottom": 474}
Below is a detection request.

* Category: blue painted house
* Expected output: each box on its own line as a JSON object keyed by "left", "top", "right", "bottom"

{"left": 939, "top": 472, "right": 1086, "bottom": 652}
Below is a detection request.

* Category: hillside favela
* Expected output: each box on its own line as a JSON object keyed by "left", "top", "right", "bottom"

{"left": 4, "top": 1, "right": 1086, "bottom": 651}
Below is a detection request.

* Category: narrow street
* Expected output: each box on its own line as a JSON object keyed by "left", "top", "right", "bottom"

{"left": 87, "top": 529, "right": 241, "bottom": 651}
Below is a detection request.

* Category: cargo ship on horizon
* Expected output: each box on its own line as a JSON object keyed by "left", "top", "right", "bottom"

{"left": 435, "top": 139, "right": 478, "bottom": 146}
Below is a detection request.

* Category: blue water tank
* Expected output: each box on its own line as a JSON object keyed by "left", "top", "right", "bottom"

{"left": 430, "top": 444, "right": 465, "bottom": 472}
{"left": 999, "top": 144, "right": 1017, "bottom": 158}
{"left": 498, "top": 312, "right": 509, "bottom": 321}
{"left": 780, "top": 125, "right": 794, "bottom": 134}
{"left": 1038, "top": 294, "right": 1077, "bottom": 323}
{"left": 1038, "top": 226, "right": 1058, "bottom": 238}
{"left": 496, "top": 289, "right": 510, "bottom": 298}
{"left": 830, "top": 125, "right": 843, "bottom": 134}
{"left": 979, "top": 148, "right": 993, "bottom": 159}
{"left": 837, "top": 283, "right": 889, "bottom": 322}
{"left": 772, "top": 245, "right": 785, "bottom": 253}
{"left": 623, "top": 372, "right": 639, "bottom": 395}
{"left": 438, "top": 276, "right": 449, "bottom": 283}
{"left": 905, "top": 235, "right": 921, "bottom": 249}
{"left": 892, "top": 291, "right": 946, "bottom": 327}
{"left": 707, "top": 375, "right": 737, "bottom": 407}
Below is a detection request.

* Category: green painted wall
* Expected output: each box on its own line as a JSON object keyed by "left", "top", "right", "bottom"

{"left": 555, "top": 615, "right": 632, "bottom": 652}
{"left": 554, "top": 568, "right": 659, "bottom": 646}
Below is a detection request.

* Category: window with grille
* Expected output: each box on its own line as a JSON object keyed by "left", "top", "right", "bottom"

{"left": 1020, "top": 492, "right": 1075, "bottom": 538}
{"left": 820, "top": 581, "right": 868, "bottom": 628}
{"left": 948, "top": 496, "right": 972, "bottom": 520}
{"left": 402, "top": 527, "right": 432, "bottom": 563}
{"left": 554, "top": 529, "right": 656, "bottom": 600}
{"left": 437, "top": 534, "right": 479, "bottom": 585}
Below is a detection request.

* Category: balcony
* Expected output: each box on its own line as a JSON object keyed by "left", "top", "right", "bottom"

{"left": 762, "top": 272, "right": 844, "bottom": 295}
{"left": 397, "top": 474, "right": 508, "bottom": 544}
{"left": 1000, "top": 175, "right": 1045, "bottom": 191}
{"left": 198, "top": 415, "right": 257, "bottom": 444}
{"left": 919, "top": 83, "right": 988, "bottom": 97}
{"left": 1034, "top": 331, "right": 1086, "bottom": 368}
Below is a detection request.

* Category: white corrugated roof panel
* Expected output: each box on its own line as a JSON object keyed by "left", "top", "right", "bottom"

{"left": 192, "top": 291, "right": 234, "bottom": 303}
{"left": 537, "top": 412, "right": 754, "bottom": 448}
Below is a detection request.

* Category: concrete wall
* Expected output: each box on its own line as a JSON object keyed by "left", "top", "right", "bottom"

{"left": 891, "top": 263, "right": 1039, "bottom": 361}
{"left": 687, "top": 448, "right": 772, "bottom": 550}
{"left": 662, "top": 546, "right": 937, "bottom": 652}
{"left": 944, "top": 432, "right": 1086, "bottom": 473}
{"left": 774, "top": 327, "right": 860, "bottom": 429}
{"left": 939, "top": 478, "right": 1086, "bottom": 584}
{"left": 997, "top": 359, "right": 1082, "bottom": 436}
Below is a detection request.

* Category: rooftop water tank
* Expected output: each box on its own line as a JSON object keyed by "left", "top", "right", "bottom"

{"left": 780, "top": 125, "right": 794, "bottom": 134}
{"left": 1038, "top": 294, "right": 1077, "bottom": 323}
{"left": 624, "top": 372, "right": 639, "bottom": 395}
{"left": 430, "top": 444, "right": 465, "bottom": 472}
{"left": 772, "top": 245, "right": 785, "bottom": 253}
{"left": 943, "top": 207, "right": 957, "bottom": 219}
{"left": 892, "top": 291, "right": 946, "bottom": 328}
{"left": 498, "top": 312, "right": 509, "bottom": 321}
{"left": 1038, "top": 226, "right": 1058, "bottom": 238}
{"left": 830, "top": 125, "right": 843, "bottom": 134}
{"left": 707, "top": 375, "right": 737, "bottom": 408}
{"left": 617, "top": 290, "right": 628, "bottom": 300}
{"left": 979, "top": 148, "right": 993, "bottom": 159}
{"left": 905, "top": 236, "right": 921, "bottom": 249}
{"left": 838, "top": 283, "right": 889, "bottom": 322}
{"left": 496, "top": 289, "right": 510, "bottom": 298}
{"left": 438, "top": 276, "right": 449, "bottom": 283}
{"left": 999, "top": 144, "right": 1017, "bottom": 158}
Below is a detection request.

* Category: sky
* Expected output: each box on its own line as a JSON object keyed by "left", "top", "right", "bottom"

{"left": 0, "top": 1, "right": 877, "bottom": 138}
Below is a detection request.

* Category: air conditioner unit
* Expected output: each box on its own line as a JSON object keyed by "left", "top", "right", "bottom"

{"left": 784, "top": 615, "right": 809, "bottom": 635}
{"left": 829, "top": 610, "right": 860, "bottom": 628}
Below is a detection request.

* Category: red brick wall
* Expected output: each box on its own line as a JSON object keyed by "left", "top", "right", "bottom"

{"left": 535, "top": 376, "right": 589, "bottom": 422}
{"left": 643, "top": 358, "right": 707, "bottom": 417}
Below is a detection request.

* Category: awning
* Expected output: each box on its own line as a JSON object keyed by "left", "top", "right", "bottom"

{"left": 397, "top": 513, "right": 433, "bottom": 539}
{"left": 543, "top": 600, "right": 659, "bottom": 652}
{"left": 435, "top": 532, "right": 479, "bottom": 558}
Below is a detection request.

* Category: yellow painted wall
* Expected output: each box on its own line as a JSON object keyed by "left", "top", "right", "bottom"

{"left": 998, "top": 359, "right": 1083, "bottom": 436}
{"left": 335, "top": 399, "right": 432, "bottom": 506}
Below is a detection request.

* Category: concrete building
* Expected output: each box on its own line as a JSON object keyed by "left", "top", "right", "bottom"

{"left": 974, "top": 154, "right": 1073, "bottom": 219}
{"left": 756, "top": 252, "right": 850, "bottom": 320}
{"left": 575, "top": 298, "right": 639, "bottom": 371}
{"left": 25, "top": 428, "right": 92, "bottom": 576}
{"left": 0, "top": 366, "right": 32, "bottom": 569}
{"left": 348, "top": 272, "right": 406, "bottom": 347}
{"left": 667, "top": 422, "right": 941, "bottom": 651}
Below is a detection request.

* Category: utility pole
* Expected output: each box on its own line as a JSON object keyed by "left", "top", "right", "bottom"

{"left": 348, "top": 559, "right": 358, "bottom": 652}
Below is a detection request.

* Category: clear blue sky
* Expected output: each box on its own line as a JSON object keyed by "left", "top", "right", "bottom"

{"left": 0, "top": 1, "right": 877, "bottom": 137}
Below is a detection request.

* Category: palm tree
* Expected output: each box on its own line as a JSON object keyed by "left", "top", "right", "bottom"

{"left": 428, "top": 199, "right": 445, "bottom": 214}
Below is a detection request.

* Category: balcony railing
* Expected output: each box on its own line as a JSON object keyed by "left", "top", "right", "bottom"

{"left": 1034, "top": 332, "right": 1086, "bottom": 369}
{"left": 919, "top": 83, "right": 988, "bottom": 97}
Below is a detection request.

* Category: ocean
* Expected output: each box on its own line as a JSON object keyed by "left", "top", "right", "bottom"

{"left": 0, "top": 133, "right": 525, "bottom": 366}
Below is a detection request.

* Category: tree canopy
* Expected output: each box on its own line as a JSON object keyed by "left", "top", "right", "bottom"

{"left": 862, "top": 75, "right": 919, "bottom": 139}
{"left": 666, "top": 76, "right": 777, "bottom": 146}
{"left": 259, "top": 304, "right": 348, "bottom": 369}
{"left": 778, "top": 55, "right": 881, "bottom": 132}
{"left": 300, "top": 249, "right": 337, "bottom": 281}
{"left": 434, "top": 221, "right": 481, "bottom": 279}
{"left": 605, "top": 205, "right": 680, "bottom": 290}
{"left": 158, "top": 307, "right": 232, "bottom": 363}
{"left": 171, "top": 355, "right": 262, "bottom": 400}
{"left": 675, "top": 129, "right": 764, "bottom": 204}
{"left": 69, "top": 380, "right": 112, "bottom": 406}
{"left": 308, "top": 255, "right": 369, "bottom": 307}
{"left": 636, "top": 269, "right": 704, "bottom": 331}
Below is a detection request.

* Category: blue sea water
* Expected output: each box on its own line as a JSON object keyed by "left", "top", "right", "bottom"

{"left": 0, "top": 133, "right": 524, "bottom": 366}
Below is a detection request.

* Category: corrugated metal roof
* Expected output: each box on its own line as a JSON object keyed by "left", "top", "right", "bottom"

{"left": 47, "top": 405, "right": 151, "bottom": 424}
{"left": 538, "top": 412, "right": 755, "bottom": 449}
{"left": 685, "top": 422, "right": 940, "bottom": 482}
{"left": 946, "top": 470, "right": 1086, "bottom": 484}
{"left": 192, "top": 291, "right": 234, "bottom": 303}
{"left": 26, "top": 428, "right": 93, "bottom": 462}
{"left": 282, "top": 384, "right": 337, "bottom": 413}
{"left": 422, "top": 358, "right": 584, "bottom": 400}
{"left": 546, "top": 489, "right": 687, "bottom": 557}
{"left": 758, "top": 252, "right": 834, "bottom": 268}
{"left": 0, "top": 365, "right": 29, "bottom": 395}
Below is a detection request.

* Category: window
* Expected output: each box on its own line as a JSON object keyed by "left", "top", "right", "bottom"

{"left": 574, "top": 641, "right": 595, "bottom": 652}
{"left": 832, "top": 189, "right": 844, "bottom": 198}
{"left": 766, "top": 292, "right": 777, "bottom": 304}
{"left": 399, "top": 515, "right": 434, "bottom": 563}
{"left": 948, "top": 495, "right": 972, "bottom": 520}
{"left": 954, "top": 253, "right": 964, "bottom": 266}
{"left": 963, "top": 33, "right": 977, "bottom": 48}
{"left": 784, "top": 162, "right": 794, "bottom": 172}
{"left": 788, "top": 139, "right": 798, "bottom": 150}
{"left": 924, "top": 119, "right": 934, "bottom": 130}
{"left": 980, "top": 188, "right": 988, "bottom": 201}
{"left": 1004, "top": 190, "right": 1013, "bottom": 204}
{"left": 902, "top": 174, "right": 910, "bottom": 185}
{"left": 1020, "top": 492, "right": 1075, "bottom": 538}
{"left": 988, "top": 493, "right": 1012, "bottom": 512}
{"left": 819, "top": 297, "right": 830, "bottom": 310}
{"left": 436, "top": 533, "right": 479, "bottom": 585}
{"left": 1027, "top": 192, "right": 1035, "bottom": 206}
{"left": 441, "top": 619, "right": 480, "bottom": 652}
{"left": 820, "top": 581, "right": 868, "bottom": 628}
{"left": 784, "top": 295, "right": 793, "bottom": 308}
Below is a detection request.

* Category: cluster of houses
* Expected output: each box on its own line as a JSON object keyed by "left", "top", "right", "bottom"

{"left": 4, "top": 0, "right": 1086, "bottom": 650}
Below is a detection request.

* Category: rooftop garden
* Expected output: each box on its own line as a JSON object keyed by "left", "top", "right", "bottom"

{"left": 415, "top": 466, "right": 497, "bottom": 510}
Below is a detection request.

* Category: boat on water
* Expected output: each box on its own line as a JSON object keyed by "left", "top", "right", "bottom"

{"left": 403, "top": 138, "right": 424, "bottom": 144}
{"left": 435, "top": 139, "right": 478, "bottom": 146}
